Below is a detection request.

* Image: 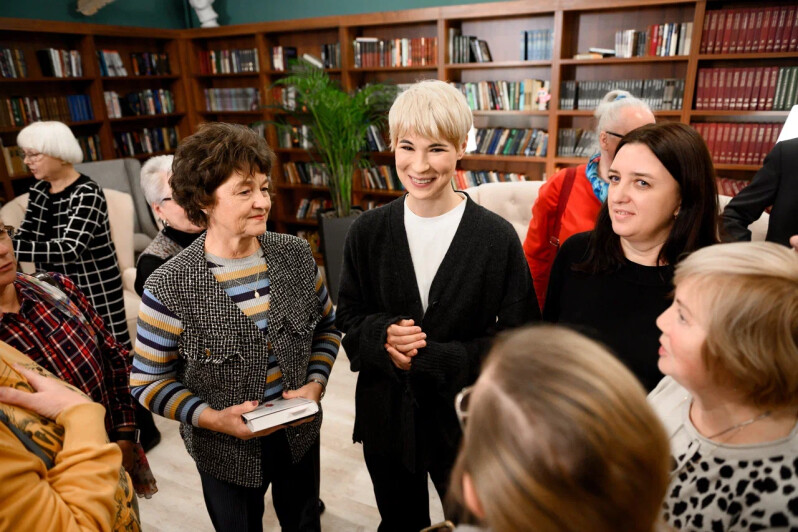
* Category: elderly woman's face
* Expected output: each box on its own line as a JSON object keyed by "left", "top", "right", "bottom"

{"left": 656, "top": 277, "right": 709, "bottom": 392}
{"left": 207, "top": 170, "right": 270, "bottom": 239}
{"left": 153, "top": 171, "right": 202, "bottom": 233}
{"left": 0, "top": 223, "right": 17, "bottom": 289}
{"left": 22, "top": 151, "right": 63, "bottom": 182}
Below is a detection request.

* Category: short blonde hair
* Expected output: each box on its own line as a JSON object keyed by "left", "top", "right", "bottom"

{"left": 450, "top": 325, "right": 670, "bottom": 532}
{"left": 674, "top": 242, "right": 798, "bottom": 409}
{"left": 140, "top": 155, "right": 174, "bottom": 206}
{"left": 16, "top": 121, "right": 83, "bottom": 164}
{"left": 388, "top": 80, "right": 472, "bottom": 150}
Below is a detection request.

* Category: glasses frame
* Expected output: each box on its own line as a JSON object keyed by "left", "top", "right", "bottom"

{"left": 604, "top": 130, "right": 624, "bottom": 140}
{"left": 0, "top": 224, "right": 17, "bottom": 239}
{"left": 20, "top": 150, "right": 45, "bottom": 163}
{"left": 454, "top": 385, "right": 473, "bottom": 429}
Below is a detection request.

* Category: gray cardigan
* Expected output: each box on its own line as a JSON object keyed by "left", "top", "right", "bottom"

{"left": 145, "top": 231, "right": 324, "bottom": 487}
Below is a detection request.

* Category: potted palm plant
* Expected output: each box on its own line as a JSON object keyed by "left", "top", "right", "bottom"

{"left": 274, "top": 61, "right": 398, "bottom": 300}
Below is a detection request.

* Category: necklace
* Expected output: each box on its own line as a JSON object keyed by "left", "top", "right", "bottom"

{"left": 707, "top": 410, "right": 772, "bottom": 441}
{"left": 218, "top": 252, "right": 266, "bottom": 298}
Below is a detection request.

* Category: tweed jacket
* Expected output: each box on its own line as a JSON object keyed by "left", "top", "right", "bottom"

{"left": 144, "top": 231, "right": 323, "bottom": 487}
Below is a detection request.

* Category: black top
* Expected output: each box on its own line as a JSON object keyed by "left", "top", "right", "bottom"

{"left": 134, "top": 226, "right": 201, "bottom": 296}
{"left": 335, "top": 195, "right": 539, "bottom": 472}
{"left": 543, "top": 231, "right": 673, "bottom": 391}
{"left": 722, "top": 137, "right": 798, "bottom": 247}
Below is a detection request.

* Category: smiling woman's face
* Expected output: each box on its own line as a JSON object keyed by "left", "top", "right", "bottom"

{"left": 206, "top": 170, "right": 271, "bottom": 240}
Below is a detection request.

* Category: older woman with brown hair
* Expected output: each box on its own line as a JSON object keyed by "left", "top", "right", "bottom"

{"left": 130, "top": 123, "right": 341, "bottom": 532}
{"left": 446, "top": 325, "right": 671, "bottom": 532}
{"left": 650, "top": 241, "right": 798, "bottom": 530}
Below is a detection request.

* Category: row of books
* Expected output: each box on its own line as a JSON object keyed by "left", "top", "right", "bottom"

{"left": 469, "top": 127, "right": 548, "bottom": 157}
{"left": 361, "top": 165, "right": 403, "bottom": 191}
{"left": 695, "top": 67, "right": 797, "bottom": 111}
{"left": 520, "top": 29, "right": 554, "bottom": 61}
{"left": 36, "top": 48, "right": 83, "bottom": 78}
{"left": 130, "top": 52, "right": 171, "bottom": 76}
{"left": 198, "top": 48, "right": 259, "bottom": 74}
{"left": 271, "top": 46, "right": 297, "bottom": 72}
{"left": 77, "top": 134, "right": 102, "bottom": 162}
{"left": 277, "top": 123, "right": 312, "bottom": 150}
{"left": 614, "top": 22, "right": 693, "bottom": 58}
{"left": 700, "top": 7, "right": 798, "bottom": 55}
{"left": 295, "top": 230, "right": 321, "bottom": 256}
{"left": 104, "top": 89, "right": 175, "bottom": 118}
{"left": 203, "top": 87, "right": 260, "bottom": 112}
{"left": 716, "top": 177, "right": 750, "bottom": 198}
{"left": 449, "top": 32, "right": 492, "bottom": 63}
{"left": 113, "top": 127, "right": 179, "bottom": 157}
{"left": 453, "top": 79, "right": 550, "bottom": 112}
{"left": 96, "top": 50, "right": 128, "bottom": 76}
{"left": 452, "top": 170, "right": 529, "bottom": 190}
{"left": 282, "top": 161, "right": 329, "bottom": 186}
{"left": 296, "top": 197, "right": 332, "bottom": 219}
{"left": 557, "top": 129, "right": 598, "bottom": 157}
{"left": 320, "top": 43, "right": 341, "bottom": 69}
{"left": 693, "top": 122, "right": 780, "bottom": 166}
{"left": 365, "top": 124, "right": 388, "bottom": 152}
{"left": 353, "top": 37, "right": 438, "bottom": 68}
{"left": 272, "top": 86, "right": 297, "bottom": 111}
{"left": 0, "top": 94, "right": 93, "bottom": 127}
{"left": 0, "top": 48, "right": 27, "bottom": 78}
{"left": 559, "top": 78, "right": 685, "bottom": 111}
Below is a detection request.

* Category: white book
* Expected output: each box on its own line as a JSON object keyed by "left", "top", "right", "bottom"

{"left": 241, "top": 397, "right": 318, "bottom": 432}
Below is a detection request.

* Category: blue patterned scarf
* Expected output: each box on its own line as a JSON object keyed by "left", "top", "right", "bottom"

{"left": 585, "top": 152, "right": 606, "bottom": 203}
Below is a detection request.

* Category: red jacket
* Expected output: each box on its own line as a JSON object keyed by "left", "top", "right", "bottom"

{"left": 523, "top": 164, "right": 602, "bottom": 311}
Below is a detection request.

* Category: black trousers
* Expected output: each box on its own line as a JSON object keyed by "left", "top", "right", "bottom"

{"left": 198, "top": 432, "right": 320, "bottom": 532}
{"left": 363, "top": 445, "right": 455, "bottom": 532}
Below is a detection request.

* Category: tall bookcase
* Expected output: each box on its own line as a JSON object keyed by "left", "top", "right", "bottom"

{"left": 1, "top": 0, "right": 796, "bottom": 259}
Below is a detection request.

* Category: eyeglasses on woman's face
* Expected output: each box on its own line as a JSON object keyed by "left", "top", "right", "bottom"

{"left": 455, "top": 385, "right": 473, "bottom": 429}
{"left": 20, "top": 150, "right": 45, "bottom": 163}
{"left": 0, "top": 224, "right": 17, "bottom": 240}
{"left": 604, "top": 130, "right": 624, "bottom": 140}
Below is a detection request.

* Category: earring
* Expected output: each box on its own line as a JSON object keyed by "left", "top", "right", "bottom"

{"left": 161, "top": 218, "right": 169, "bottom": 227}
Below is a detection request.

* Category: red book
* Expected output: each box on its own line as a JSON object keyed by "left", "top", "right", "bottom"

{"left": 750, "top": 67, "right": 764, "bottom": 109}
{"left": 706, "top": 123, "right": 719, "bottom": 160}
{"left": 729, "top": 9, "right": 743, "bottom": 53}
{"left": 739, "top": 123, "right": 754, "bottom": 165}
{"left": 739, "top": 68, "right": 753, "bottom": 110}
{"left": 708, "top": 68, "right": 718, "bottom": 109}
{"left": 732, "top": 68, "right": 743, "bottom": 110}
{"left": 774, "top": 7, "right": 789, "bottom": 51}
{"left": 650, "top": 24, "right": 660, "bottom": 57}
{"left": 696, "top": 69, "right": 708, "bottom": 109}
{"left": 786, "top": 7, "right": 798, "bottom": 52}
{"left": 738, "top": 10, "right": 752, "bottom": 52}
{"left": 720, "top": 9, "right": 736, "bottom": 53}
{"left": 722, "top": 69, "right": 735, "bottom": 109}
{"left": 759, "top": 8, "right": 773, "bottom": 52}
{"left": 756, "top": 67, "right": 771, "bottom": 110}
{"left": 719, "top": 123, "right": 732, "bottom": 164}
{"left": 765, "top": 7, "right": 781, "bottom": 52}
{"left": 700, "top": 11, "right": 712, "bottom": 54}
{"left": 708, "top": 11, "right": 724, "bottom": 54}
{"left": 715, "top": 68, "right": 726, "bottom": 110}
{"left": 750, "top": 9, "right": 764, "bottom": 52}
{"left": 764, "top": 66, "right": 779, "bottom": 110}
{"left": 767, "top": 123, "right": 780, "bottom": 158}
{"left": 732, "top": 124, "right": 745, "bottom": 164}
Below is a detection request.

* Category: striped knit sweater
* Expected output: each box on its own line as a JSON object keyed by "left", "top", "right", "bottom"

{"left": 131, "top": 249, "right": 339, "bottom": 425}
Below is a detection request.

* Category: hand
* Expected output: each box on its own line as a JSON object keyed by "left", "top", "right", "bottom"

{"left": 283, "top": 382, "right": 323, "bottom": 403}
{"left": 117, "top": 440, "right": 136, "bottom": 473}
{"left": 0, "top": 364, "right": 91, "bottom": 420}
{"left": 385, "top": 319, "right": 427, "bottom": 371}
{"left": 198, "top": 400, "right": 291, "bottom": 441}
{"left": 790, "top": 235, "right": 798, "bottom": 252}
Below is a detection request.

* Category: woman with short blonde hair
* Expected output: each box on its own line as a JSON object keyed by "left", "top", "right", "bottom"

{"left": 449, "top": 325, "right": 670, "bottom": 532}
{"left": 650, "top": 241, "right": 798, "bottom": 530}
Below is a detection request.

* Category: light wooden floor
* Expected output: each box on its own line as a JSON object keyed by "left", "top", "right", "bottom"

{"left": 137, "top": 349, "right": 444, "bottom": 531}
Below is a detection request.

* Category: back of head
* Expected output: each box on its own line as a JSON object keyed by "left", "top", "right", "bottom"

{"left": 594, "top": 89, "right": 653, "bottom": 136}
{"left": 452, "top": 325, "right": 670, "bottom": 532}
{"left": 674, "top": 241, "right": 798, "bottom": 409}
{"left": 16, "top": 121, "right": 83, "bottom": 165}
{"left": 388, "top": 79, "right": 473, "bottom": 150}
{"left": 140, "top": 154, "right": 174, "bottom": 206}
{"left": 171, "top": 122, "right": 274, "bottom": 228}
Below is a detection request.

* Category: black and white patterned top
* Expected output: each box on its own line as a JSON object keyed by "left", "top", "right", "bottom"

{"left": 13, "top": 175, "right": 130, "bottom": 349}
{"left": 650, "top": 377, "right": 798, "bottom": 531}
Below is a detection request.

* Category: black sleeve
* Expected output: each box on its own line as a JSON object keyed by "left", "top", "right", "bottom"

{"left": 721, "top": 141, "right": 782, "bottom": 242}
{"left": 543, "top": 232, "right": 585, "bottom": 321}
{"left": 134, "top": 254, "right": 167, "bottom": 297}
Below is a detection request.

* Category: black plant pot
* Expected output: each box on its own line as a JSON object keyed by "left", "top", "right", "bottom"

{"left": 317, "top": 208, "right": 362, "bottom": 304}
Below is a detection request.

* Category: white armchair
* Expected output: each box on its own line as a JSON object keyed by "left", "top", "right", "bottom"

{"left": 464, "top": 182, "right": 770, "bottom": 244}
{"left": 0, "top": 189, "right": 141, "bottom": 343}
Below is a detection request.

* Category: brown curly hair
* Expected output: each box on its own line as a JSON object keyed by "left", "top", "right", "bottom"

{"left": 170, "top": 122, "right": 275, "bottom": 228}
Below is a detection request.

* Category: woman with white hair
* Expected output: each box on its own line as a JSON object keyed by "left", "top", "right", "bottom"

{"left": 134, "top": 154, "right": 203, "bottom": 297}
{"left": 13, "top": 121, "right": 130, "bottom": 349}
{"left": 523, "top": 90, "right": 655, "bottom": 311}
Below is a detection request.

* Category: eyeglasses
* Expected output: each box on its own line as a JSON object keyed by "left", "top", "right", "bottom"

{"left": 20, "top": 151, "right": 44, "bottom": 162}
{"left": 161, "top": 197, "right": 172, "bottom": 203}
{"left": 454, "top": 386, "right": 473, "bottom": 429}
{"left": 604, "top": 130, "right": 624, "bottom": 140}
{"left": 0, "top": 224, "right": 17, "bottom": 239}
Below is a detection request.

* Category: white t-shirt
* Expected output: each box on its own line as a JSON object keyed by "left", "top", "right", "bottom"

{"left": 403, "top": 196, "right": 467, "bottom": 312}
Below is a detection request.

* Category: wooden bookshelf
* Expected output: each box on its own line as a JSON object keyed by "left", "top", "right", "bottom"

{"left": 1, "top": 0, "right": 796, "bottom": 252}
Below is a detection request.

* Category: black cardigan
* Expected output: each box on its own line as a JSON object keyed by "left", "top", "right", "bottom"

{"left": 335, "top": 195, "right": 539, "bottom": 471}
